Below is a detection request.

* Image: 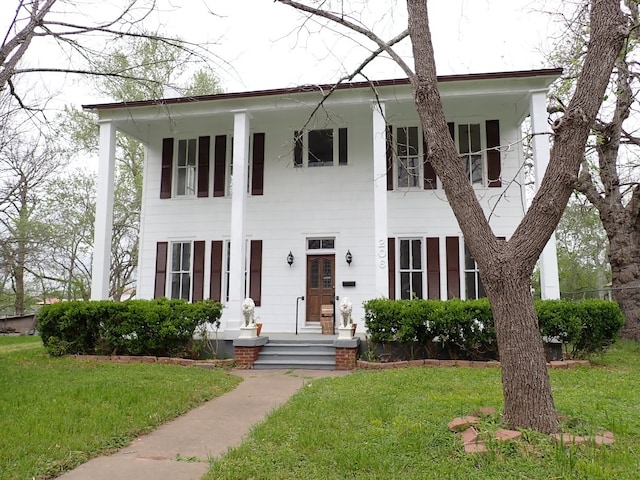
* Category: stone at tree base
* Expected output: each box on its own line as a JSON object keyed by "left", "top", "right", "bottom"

{"left": 551, "top": 433, "right": 589, "bottom": 445}
{"left": 464, "top": 441, "right": 488, "bottom": 453}
{"left": 593, "top": 432, "right": 615, "bottom": 446}
{"left": 494, "top": 429, "right": 522, "bottom": 441}
{"left": 461, "top": 426, "right": 479, "bottom": 445}
{"left": 447, "top": 416, "right": 480, "bottom": 432}
{"left": 471, "top": 406, "right": 497, "bottom": 417}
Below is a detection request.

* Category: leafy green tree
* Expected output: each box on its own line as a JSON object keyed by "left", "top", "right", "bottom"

{"left": 38, "top": 171, "right": 96, "bottom": 301}
{"left": 277, "top": 0, "right": 626, "bottom": 434}
{"left": 556, "top": 196, "right": 610, "bottom": 298}
{"left": 0, "top": 132, "right": 64, "bottom": 313}
{"left": 548, "top": 1, "right": 640, "bottom": 340}
{"left": 59, "top": 36, "right": 222, "bottom": 300}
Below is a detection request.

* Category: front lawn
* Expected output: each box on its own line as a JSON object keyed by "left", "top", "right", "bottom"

{"left": 207, "top": 341, "right": 640, "bottom": 480}
{"left": 0, "top": 336, "right": 241, "bottom": 480}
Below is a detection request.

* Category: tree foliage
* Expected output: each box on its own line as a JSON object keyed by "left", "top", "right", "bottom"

{"left": 59, "top": 36, "right": 222, "bottom": 300}
{"left": 276, "top": 0, "right": 627, "bottom": 434}
{"left": 548, "top": 0, "right": 640, "bottom": 339}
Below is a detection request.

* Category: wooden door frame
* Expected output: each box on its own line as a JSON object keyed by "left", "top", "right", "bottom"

{"left": 305, "top": 254, "right": 336, "bottom": 325}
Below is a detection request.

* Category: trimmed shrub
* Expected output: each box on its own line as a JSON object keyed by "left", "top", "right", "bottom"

{"left": 364, "top": 298, "right": 623, "bottom": 360}
{"left": 38, "top": 299, "right": 223, "bottom": 357}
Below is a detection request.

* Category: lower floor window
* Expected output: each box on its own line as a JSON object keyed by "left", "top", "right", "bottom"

{"left": 464, "top": 243, "right": 485, "bottom": 299}
{"left": 399, "top": 238, "right": 423, "bottom": 299}
{"left": 171, "top": 242, "right": 192, "bottom": 300}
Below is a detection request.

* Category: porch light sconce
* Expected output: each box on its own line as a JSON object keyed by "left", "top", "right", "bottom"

{"left": 345, "top": 249, "right": 353, "bottom": 266}
{"left": 287, "top": 251, "right": 294, "bottom": 267}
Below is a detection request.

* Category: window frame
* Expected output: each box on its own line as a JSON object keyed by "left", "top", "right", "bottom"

{"left": 223, "top": 239, "right": 251, "bottom": 303}
{"left": 294, "top": 127, "right": 347, "bottom": 167}
{"left": 463, "top": 242, "right": 485, "bottom": 300}
{"left": 398, "top": 238, "right": 424, "bottom": 300}
{"left": 394, "top": 125, "right": 422, "bottom": 189}
{"left": 169, "top": 241, "right": 193, "bottom": 301}
{"left": 451, "top": 120, "right": 486, "bottom": 186}
{"left": 174, "top": 138, "right": 198, "bottom": 197}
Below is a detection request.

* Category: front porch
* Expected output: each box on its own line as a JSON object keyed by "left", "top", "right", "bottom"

{"left": 211, "top": 333, "right": 362, "bottom": 370}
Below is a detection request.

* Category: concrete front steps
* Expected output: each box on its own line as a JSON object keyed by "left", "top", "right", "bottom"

{"left": 252, "top": 339, "right": 336, "bottom": 370}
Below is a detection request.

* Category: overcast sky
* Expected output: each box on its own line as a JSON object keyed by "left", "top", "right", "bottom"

{"left": 160, "top": 0, "right": 558, "bottom": 93}
{"left": 2, "top": 0, "right": 560, "bottom": 107}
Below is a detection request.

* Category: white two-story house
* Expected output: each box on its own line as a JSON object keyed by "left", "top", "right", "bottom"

{"left": 85, "top": 68, "right": 561, "bottom": 337}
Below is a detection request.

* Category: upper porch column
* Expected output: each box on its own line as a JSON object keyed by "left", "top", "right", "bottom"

{"left": 227, "top": 111, "right": 251, "bottom": 334}
{"left": 530, "top": 89, "right": 560, "bottom": 299}
{"left": 372, "top": 101, "right": 389, "bottom": 298}
{"left": 90, "top": 120, "right": 116, "bottom": 300}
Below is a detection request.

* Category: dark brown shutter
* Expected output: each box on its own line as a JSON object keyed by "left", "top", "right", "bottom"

{"left": 294, "top": 131, "right": 303, "bottom": 167}
{"left": 448, "top": 122, "right": 455, "bottom": 140}
{"left": 197, "top": 136, "right": 210, "bottom": 198}
{"left": 249, "top": 240, "right": 263, "bottom": 306}
{"left": 192, "top": 241, "right": 205, "bottom": 302}
{"left": 160, "top": 138, "right": 174, "bottom": 199}
{"left": 251, "top": 132, "right": 265, "bottom": 195}
{"left": 423, "top": 134, "right": 437, "bottom": 190}
{"left": 213, "top": 135, "right": 227, "bottom": 197}
{"left": 446, "top": 236, "right": 460, "bottom": 299}
{"left": 426, "top": 237, "right": 440, "bottom": 299}
{"left": 386, "top": 125, "right": 394, "bottom": 191}
{"left": 338, "top": 128, "right": 348, "bottom": 165}
{"left": 154, "top": 242, "right": 168, "bottom": 298}
{"left": 388, "top": 237, "right": 396, "bottom": 299}
{"left": 486, "top": 119, "right": 502, "bottom": 187}
{"left": 209, "top": 241, "right": 223, "bottom": 301}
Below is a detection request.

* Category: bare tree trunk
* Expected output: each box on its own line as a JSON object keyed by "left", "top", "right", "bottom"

{"left": 482, "top": 263, "right": 558, "bottom": 431}
{"left": 609, "top": 229, "right": 640, "bottom": 340}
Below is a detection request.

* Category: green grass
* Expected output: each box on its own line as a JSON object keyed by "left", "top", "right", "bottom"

{"left": 207, "top": 340, "right": 640, "bottom": 480}
{"left": 0, "top": 336, "right": 241, "bottom": 480}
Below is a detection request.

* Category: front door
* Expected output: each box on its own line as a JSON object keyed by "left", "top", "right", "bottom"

{"left": 306, "top": 255, "right": 335, "bottom": 323}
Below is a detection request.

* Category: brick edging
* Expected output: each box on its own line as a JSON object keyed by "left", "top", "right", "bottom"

{"left": 356, "top": 359, "right": 590, "bottom": 370}
{"left": 66, "top": 354, "right": 235, "bottom": 369}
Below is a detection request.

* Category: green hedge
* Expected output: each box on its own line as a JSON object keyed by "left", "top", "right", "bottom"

{"left": 37, "top": 299, "right": 223, "bottom": 357}
{"left": 364, "top": 298, "right": 624, "bottom": 359}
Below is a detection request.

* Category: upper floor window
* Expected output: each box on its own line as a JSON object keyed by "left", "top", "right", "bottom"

{"left": 294, "top": 128, "right": 348, "bottom": 167}
{"left": 176, "top": 139, "right": 198, "bottom": 196}
{"left": 457, "top": 123, "right": 483, "bottom": 185}
{"left": 396, "top": 126, "right": 421, "bottom": 188}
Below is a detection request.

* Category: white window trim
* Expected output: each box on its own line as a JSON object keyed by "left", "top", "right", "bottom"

{"left": 397, "top": 237, "right": 425, "bottom": 300}
{"left": 223, "top": 239, "right": 252, "bottom": 303}
{"left": 450, "top": 118, "right": 487, "bottom": 187}
{"left": 169, "top": 240, "right": 193, "bottom": 301}
{"left": 300, "top": 127, "right": 345, "bottom": 167}
{"left": 227, "top": 134, "right": 256, "bottom": 197}
{"left": 394, "top": 125, "right": 423, "bottom": 190}
{"left": 174, "top": 138, "right": 198, "bottom": 197}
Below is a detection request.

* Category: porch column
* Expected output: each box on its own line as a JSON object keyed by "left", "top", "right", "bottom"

{"left": 91, "top": 120, "right": 116, "bottom": 300}
{"left": 372, "top": 101, "right": 389, "bottom": 297}
{"left": 530, "top": 90, "right": 560, "bottom": 299}
{"left": 227, "top": 111, "right": 251, "bottom": 334}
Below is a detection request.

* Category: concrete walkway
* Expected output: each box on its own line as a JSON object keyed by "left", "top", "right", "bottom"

{"left": 58, "top": 369, "right": 349, "bottom": 480}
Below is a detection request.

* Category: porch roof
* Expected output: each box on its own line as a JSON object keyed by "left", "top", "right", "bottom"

{"left": 83, "top": 68, "right": 562, "bottom": 111}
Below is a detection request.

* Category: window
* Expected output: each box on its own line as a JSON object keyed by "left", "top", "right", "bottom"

{"left": 294, "top": 128, "right": 347, "bottom": 167}
{"left": 457, "top": 123, "right": 483, "bottom": 185}
{"left": 399, "top": 238, "right": 423, "bottom": 299}
{"left": 307, "top": 238, "right": 335, "bottom": 250}
{"left": 170, "top": 242, "right": 192, "bottom": 300}
{"left": 224, "top": 240, "right": 250, "bottom": 302}
{"left": 176, "top": 139, "right": 197, "bottom": 196}
{"left": 396, "top": 126, "right": 420, "bottom": 188}
{"left": 464, "top": 243, "right": 485, "bottom": 299}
